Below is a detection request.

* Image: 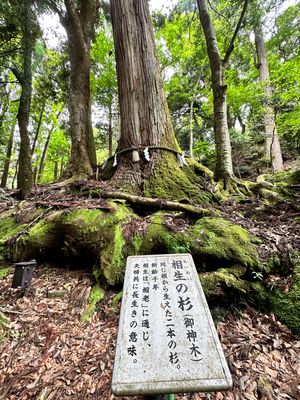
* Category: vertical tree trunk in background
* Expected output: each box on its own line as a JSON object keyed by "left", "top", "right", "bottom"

{"left": 14, "top": 0, "right": 34, "bottom": 199}
{"left": 111, "top": 0, "right": 182, "bottom": 190}
{"left": 108, "top": 101, "right": 113, "bottom": 157}
{"left": 254, "top": 24, "right": 283, "bottom": 172}
{"left": 189, "top": 100, "right": 194, "bottom": 159}
{"left": 54, "top": 161, "right": 58, "bottom": 181}
{"left": 31, "top": 99, "right": 46, "bottom": 155}
{"left": 238, "top": 116, "right": 246, "bottom": 134}
{"left": 197, "top": 0, "right": 233, "bottom": 181}
{"left": 1, "top": 116, "right": 16, "bottom": 188}
{"left": 55, "top": 0, "right": 99, "bottom": 177}
{"left": 37, "top": 128, "right": 51, "bottom": 183}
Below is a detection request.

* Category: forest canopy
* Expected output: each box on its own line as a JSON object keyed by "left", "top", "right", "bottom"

{"left": 0, "top": 0, "right": 298, "bottom": 194}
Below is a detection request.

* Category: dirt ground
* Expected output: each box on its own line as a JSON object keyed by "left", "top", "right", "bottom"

{"left": 1, "top": 265, "right": 299, "bottom": 400}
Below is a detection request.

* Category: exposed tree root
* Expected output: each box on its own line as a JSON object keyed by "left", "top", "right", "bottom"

{"left": 52, "top": 175, "right": 90, "bottom": 188}
{"left": 214, "top": 174, "right": 280, "bottom": 203}
{"left": 98, "top": 191, "right": 213, "bottom": 216}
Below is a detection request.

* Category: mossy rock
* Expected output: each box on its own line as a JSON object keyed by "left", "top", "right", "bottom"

{"left": 188, "top": 217, "right": 259, "bottom": 269}
{"left": 267, "top": 255, "right": 300, "bottom": 332}
{"left": 200, "top": 265, "right": 250, "bottom": 299}
{"left": 250, "top": 254, "right": 300, "bottom": 332}
{"left": 0, "top": 208, "right": 26, "bottom": 260}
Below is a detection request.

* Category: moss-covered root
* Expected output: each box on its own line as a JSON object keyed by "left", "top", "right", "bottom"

{"left": 214, "top": 175, "right": 279, "bottom": 203}
{"left": 189, "top": 217, "right": 260, "bottom": 268}
{"left": 200, "top": 265, "right": 250, "bottom": 299}
{"left": 143, "top": 152, "right": 212, "bottom": 203}
{"left": 82, "top": 284, "right": 105, "bottom": 321}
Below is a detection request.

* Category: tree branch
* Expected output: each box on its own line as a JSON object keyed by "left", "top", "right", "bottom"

{"left": 10, "top": 66, "right": 24, "bottom": 85}
{"left": 223, "top": 0, "right": 249, "bottom": 65}
{"left": 207, "top": 0, "right": 230, "bottom": 25}
{"left": 44, "top": 0, "right": 66, "bottom": 25}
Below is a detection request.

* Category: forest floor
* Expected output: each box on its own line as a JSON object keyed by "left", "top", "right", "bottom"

{"left": 0, "top": 182, "right": 300, "bottom": 399}
{"left": 0, "top": 265, "right": 299, "bottom": 400}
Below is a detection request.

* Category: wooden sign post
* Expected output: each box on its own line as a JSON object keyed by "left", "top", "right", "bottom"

{"left": 112, "top": 254, "right": 232, "bottom": 396}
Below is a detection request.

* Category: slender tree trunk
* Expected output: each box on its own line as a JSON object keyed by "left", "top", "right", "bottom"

{"left": 189, "top": 100, "right": 194, "bottom": 159}
{"left": 37, "top": 129, "right": 51, "bottom": 183}
{"left": 54, "top": 160, "right": 58, "bottom": 181}
{"left": 254, "top": 24, "right": 283, "bottom": 172}
{"left": 60, "top": 155, "right": 65, "bottom": 178}
{"left": 60, "top": 0, "right": 98, "bottom": 177}
{"left": 108, "top": 101, "right": 113, "bottom": 157}
{"left": 31, "top": 99, "right": 46, "bottom": 155}
{"left": 111, "top": 0, "right": 182, "bottom": 190}
{"left": 238, "top": 115, "right": 246, "bottom": 134}
{"left": 1, "top": 115, "right": 16, "bottom": 188}
{"left": 197, "top": 0, "right": 233, "bottom": 181}
{"left": 14, "top": 0, "right": 34, "bottom": 199}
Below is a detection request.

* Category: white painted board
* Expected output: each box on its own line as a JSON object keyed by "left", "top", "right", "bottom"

{"left": 112, "top": 254, "right": 232, "bottom": 396}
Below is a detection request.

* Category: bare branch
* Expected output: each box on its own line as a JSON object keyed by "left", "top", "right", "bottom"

{"left": 223, "top": 0, "right": 249, "bottom": 65}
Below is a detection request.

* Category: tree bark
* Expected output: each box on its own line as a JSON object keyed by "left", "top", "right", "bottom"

{"left": 108, "top": 100, "right": 113, "bottom": 157}
{"left": 37, "top": 129, "right": 51, "bottom": 183}
{"left": 110, "top": 0, "right": 183, "bottom": 190}
{"left": 197, "top": 0, "right": 233, "bottom": 181}
{"left": 254, "top": 23, "right": 284, "bottom": 172}
{"left": 56, "top": 0, "right": 99, "bottom": 177}
{"left": 31, "top": 99, "right": 46, "bottom": 155}
{"left": 1, "top": 115, "right": 16, "bottom": 188}
{"left": 15, "top": 0, "right": 34, "bottom": 199}
{"left": 189, "top": 100, "right": 194, "bottom": 159}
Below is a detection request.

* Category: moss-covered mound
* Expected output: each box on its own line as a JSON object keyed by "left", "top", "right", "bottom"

{"left": 1, "top": 202, "right": 299, "bottom": 332}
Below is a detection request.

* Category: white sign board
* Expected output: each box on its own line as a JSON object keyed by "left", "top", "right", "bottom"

{"left": 112, "top": 254, "right": 232, "bottom": 396}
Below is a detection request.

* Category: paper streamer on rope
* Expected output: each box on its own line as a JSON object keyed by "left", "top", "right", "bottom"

{"left": 177, "top": 153, "right": 183, "bottom": 167}
{"left": 113, "top": 154, "right": 118, "bottom": 167}
{"left": 144, "top": 147, "right": 150, "bottom": 161}
{"left": 181, "top": 151, "right": 187, "bottom": 166}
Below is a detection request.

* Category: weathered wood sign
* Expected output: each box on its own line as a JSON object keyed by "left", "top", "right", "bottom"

{"left": 112, "top": 254, "right": 232, "bottom": 396}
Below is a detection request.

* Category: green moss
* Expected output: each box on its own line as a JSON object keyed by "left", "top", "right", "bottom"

{"left": 132, "top": 214, "right": 188, "bottom": 255}
{"left": 0, "top": 210, "right": 25, "bottom": 245}
{"left": 111, "top": 290, "right": 123, "bottom": 307}
{"left": 101, "top": 224, "right": 126, "bottom": 285}
{"left": 200, "top": 266, "right": 250, "bottom": 298}
{"left": 13, "top": 214, "right": 61, "bottom": 261}
{"left": 267, "top": 259, "right": 300, "bottom": 332}
{"left": 82, "top": 284, "right": 105, "bottom": 321}
{"left": 250, "top": 255, "right": 300, "bottom": 332}
{"left": 143, "top": 152, "right": 211, "bottom": 203}
{"left": 0, "top": 267, "right": 11, "bottom": 279}
{"left": 189, "top": 217, "right": 259, "bottom": 268}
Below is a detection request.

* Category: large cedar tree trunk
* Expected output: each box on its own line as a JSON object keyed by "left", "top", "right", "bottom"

{"left": 254, "top": 24, "right": 284, "bottom": 172}
{"left": 110, "top": 0, "right": 191, "bottom": 195}
{"left": 59, "top": 0, "right": 98, "bottom": 177}
{"left": 15, "top": 0, "right": 34, "bottom": 199}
